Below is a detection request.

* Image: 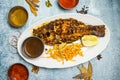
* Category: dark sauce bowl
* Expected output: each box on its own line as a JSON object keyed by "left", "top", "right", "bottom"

{"left": 22, "top": 37, "right": 44, "bottom": 58}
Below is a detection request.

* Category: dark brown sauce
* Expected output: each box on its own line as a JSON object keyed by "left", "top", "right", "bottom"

{"left": 23, "top": 37, "right": 44, "bottom": 58}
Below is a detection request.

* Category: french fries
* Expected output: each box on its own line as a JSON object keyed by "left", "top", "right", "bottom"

{"left": 46, "top": 43, "right": 83, "bottom": 64}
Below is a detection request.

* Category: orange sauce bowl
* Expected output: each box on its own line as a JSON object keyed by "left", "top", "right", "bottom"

{"left": 8, "top": 63, "right": 29, "bottom": 80}
{"left": 58, "top": 0, "right": 79, "bottom": 9}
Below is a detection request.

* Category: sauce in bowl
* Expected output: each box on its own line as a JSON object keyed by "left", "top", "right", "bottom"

{"left": 58, "top": 0, "right": 79, "bottom": 9}
{"left": 22, "top": 37, "right": 44, "bottom": 58}
{"left": 8, "top": 63, "right": 29, "bottom": 80}
{"left": 8, "top": 6, "right": 28, "bottom": 27}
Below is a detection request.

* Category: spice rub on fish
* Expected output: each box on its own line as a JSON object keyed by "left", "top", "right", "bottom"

{"left": 33, "top": 18, "right": 105, "bottom": 45}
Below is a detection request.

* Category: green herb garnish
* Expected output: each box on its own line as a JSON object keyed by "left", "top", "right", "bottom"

{"left": 45, "top": 0, "right": 52, "bottom": 7}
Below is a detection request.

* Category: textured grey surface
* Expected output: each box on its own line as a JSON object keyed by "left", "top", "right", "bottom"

{"left": 0, "top": 0, "right": 120, "bottom": 80}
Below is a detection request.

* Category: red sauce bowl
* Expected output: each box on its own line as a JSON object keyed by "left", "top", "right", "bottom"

{"left": 58, "top": 0, "right": 79, "bottom": 9}
{"left": 8, "top": 63, "right": 29, "bottom": 80}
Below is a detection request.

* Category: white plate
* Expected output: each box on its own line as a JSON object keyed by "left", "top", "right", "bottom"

{"left": 17, "top": 13, "right": 110, "bottom": 68}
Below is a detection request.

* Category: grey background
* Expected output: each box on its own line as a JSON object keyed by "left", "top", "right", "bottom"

{"left": 0, "top": 0, "right": 120, "bottom": 80}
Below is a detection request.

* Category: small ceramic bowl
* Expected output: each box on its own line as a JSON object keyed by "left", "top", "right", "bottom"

{"left": 22, "top": 37, "right": 44, "bottom": 58}
{"left": 8, "top": 6, "right": 28, "bottom": 27}
{"left": 8, "top": 63, "right": 29, "bottom": 80}
{"left": 58, "top": 0, "right": 79, "bottom": 9}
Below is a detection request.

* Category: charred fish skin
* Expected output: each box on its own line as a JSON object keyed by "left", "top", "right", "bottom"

{"left": 33, "top": 18, "right": 105, "bottom": 45}
{"left": 86, "top": 25, "right": 105, "bottom": 37}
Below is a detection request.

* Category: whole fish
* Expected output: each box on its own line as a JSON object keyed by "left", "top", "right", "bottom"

{"left": 33, "top": 18, "right": 105, "bottom": 45}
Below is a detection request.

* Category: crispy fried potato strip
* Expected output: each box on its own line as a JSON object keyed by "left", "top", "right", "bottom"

{"left": 46, "top": 43, "right": 83, "bottom": 64}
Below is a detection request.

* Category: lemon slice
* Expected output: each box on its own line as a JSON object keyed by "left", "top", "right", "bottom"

{"left": 82, "top": 35, "right": 99, "bottom": 47}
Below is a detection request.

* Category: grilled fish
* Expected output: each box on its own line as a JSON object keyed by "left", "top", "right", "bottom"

{"left": 33, "top": 18, "right": 105, "bottom": 45}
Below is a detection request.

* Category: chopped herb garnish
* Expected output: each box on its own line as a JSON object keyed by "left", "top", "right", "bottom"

{"left": 45, "top": 0, "right": 52, "bottom": 7}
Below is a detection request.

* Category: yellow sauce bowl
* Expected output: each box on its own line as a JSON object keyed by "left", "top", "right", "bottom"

{"left": 8, "top": 6, "right": 28, "bottom": 27}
